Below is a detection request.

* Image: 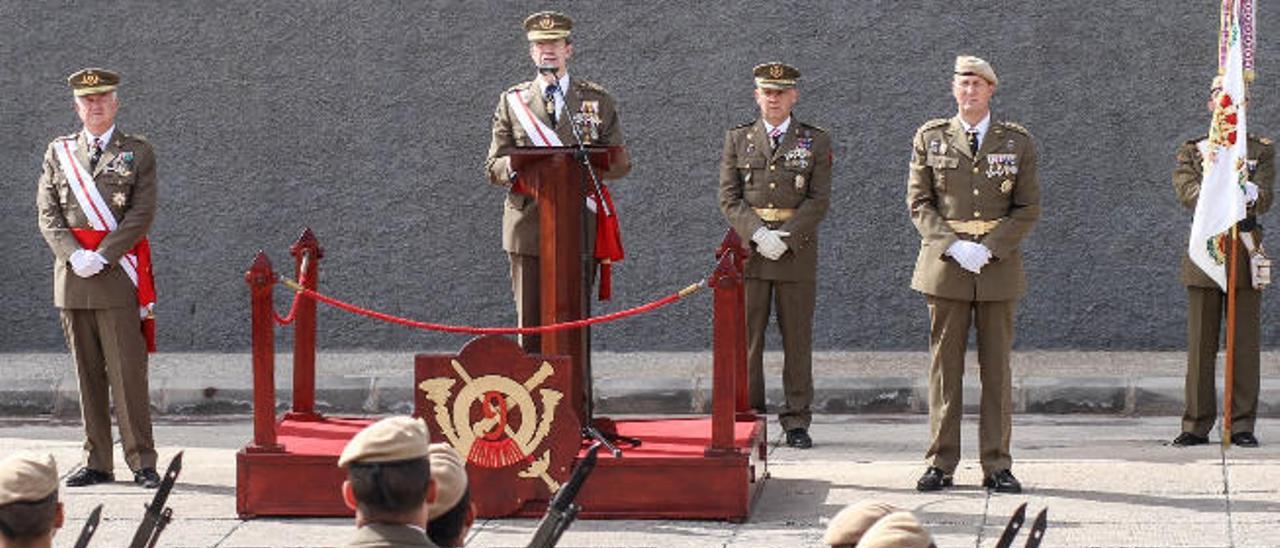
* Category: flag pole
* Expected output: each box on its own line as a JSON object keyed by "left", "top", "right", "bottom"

{"left": 1223, "top": 225, "right": 1239, "bottom": 448}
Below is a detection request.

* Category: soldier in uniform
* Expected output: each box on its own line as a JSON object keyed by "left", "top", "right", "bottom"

{"left": 339, "top": 416, "right": 441, "bottom": 548}
{"left": 425, "top": 443, "right": 473, "bottom": 548}
{"left": 907, "top": 56, "right": 1040, "bottom": 493}
{"left": 719, "top": 62, "right": 833, "bottom": 449}
{"left": 1171, "top": 80, "right": 1274, "bottom": 448}
{"left": 484, "top": 10, "right": 631, "bottom": 355}
{"left": 0, "top": 453, "right": 64, "bottom": 547}
{"left": 36, "top": 68, "right": 160, "bottom": 489}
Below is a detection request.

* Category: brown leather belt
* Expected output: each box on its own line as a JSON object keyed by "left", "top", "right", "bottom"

{"left": 947, "top": 219, "right": 1000, "bottom": 236}
{"left": 754, "top": 207, "right": 796, "bottom": 222}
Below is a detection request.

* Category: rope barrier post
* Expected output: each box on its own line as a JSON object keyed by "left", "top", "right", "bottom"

{"left": 285, "top": 228, "right": 324, "bottom": 422}
{"left": 707, "top": 251, "right": 743, "bottom": 456}
{"left": 717, "top": 229, "right": 752, "bottom": 416}
{"left": 245, "top": 251, "right": 282, "bottom": 452}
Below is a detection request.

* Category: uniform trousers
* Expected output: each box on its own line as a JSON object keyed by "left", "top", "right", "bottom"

{"left": 507, "top": 251, "right": 596, "bottom": 414}
{"left": 1183, "top": 285, "right": 1261, "bottom": 436}
{"left": 745, "top": 278, "right": 815, "bottom": 431}
{"left": 924, "top": 296, "right": 1014, "bottom": 475}
{"left": 59, "top": 306, "right": 156, "bottom": 472}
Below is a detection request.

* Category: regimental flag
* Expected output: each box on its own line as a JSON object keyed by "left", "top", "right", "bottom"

{"left": 1191, "top": 0, "right": 1252, "bottom": 290}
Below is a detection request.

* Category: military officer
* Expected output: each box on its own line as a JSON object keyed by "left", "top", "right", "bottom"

{"left": 1171, "top": 80, "right": 1274, "bottom": 448}
{"left": 907, "top": 56, "right": 1040, "bottom": 493}
{"left": 0, "top": 453, "right": 64, "bottom": 547}
{"left": 36, "top": 68, "right": 160, "bottom": 489}
{"left": 484, "top": 10, "right": 631, "bottom": 354}
{"left": 719, "top": 62, "right": 832, "bottom": 449}
{"left": 339, "top": 416, "right": 440, "bottom": 547}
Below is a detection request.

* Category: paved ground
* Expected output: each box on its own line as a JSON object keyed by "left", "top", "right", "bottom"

{"left": 4, "top": 414, "right": 1277, "bottom": 547}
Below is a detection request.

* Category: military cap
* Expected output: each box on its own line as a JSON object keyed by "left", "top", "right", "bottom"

{"left": 954, "top": 55, "right": 998, "bottom": 86}
{"left": 338, "top": 416, "right": 430, "bottom": 467}
{"left": 426, "top": 443, "right": 468, "bottom": 520}
{"left": 67, "top": 68, "right": 120, "bottom": 97}
{"left": 858, "top": 511, "right": 934, "bottom": 548}
{"left": 524, "top": 11, "right": 572, "bottom": 41}
{"left": 753, "top": 62, "right": 800, "bottom": 90}
{"left": 0, "top": 453, "right": 58, "bottom": 506}
{"left": 822, "top": 500, "right": 901, "bottom": 546}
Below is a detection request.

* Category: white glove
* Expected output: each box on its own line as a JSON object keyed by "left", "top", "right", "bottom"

{"left": 945, "top": 240, "right": 992, "bottom": 274}
{"left": 1244, "top": 181, "right": 1259, "bottom": 205}
{"left": 752, "top": 227, "right": 790, "bottom": 261}
{"left": 69, "top": 249, "right": 105, "bottom": 278}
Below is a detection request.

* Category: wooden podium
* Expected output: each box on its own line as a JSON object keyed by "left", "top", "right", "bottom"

{"left": 509, "top": 145, "right": 624, "bottom": 423}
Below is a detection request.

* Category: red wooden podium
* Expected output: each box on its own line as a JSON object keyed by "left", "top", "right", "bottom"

{"left": 235, "top": 147, "right": 768, "bottom": 521}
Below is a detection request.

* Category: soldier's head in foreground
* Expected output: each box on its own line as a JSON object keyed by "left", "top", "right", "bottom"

{"left": 425, "top": 443, "right": 473, "bottom": 547}
{"left": 339, "top": 416, "right": 437, "bottom": 529}
{"left": 823, "top": 500, "right": 900, "bottom": 547}
{"left": 0, "top": 453, "right": 63, "bottom": 548}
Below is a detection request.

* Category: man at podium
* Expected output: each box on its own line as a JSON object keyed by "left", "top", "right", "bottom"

{"left": 484, "top": 10, "right": 631, "bottom": 353}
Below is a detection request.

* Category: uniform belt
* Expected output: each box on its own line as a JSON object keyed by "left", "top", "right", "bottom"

{"left": 754, "top": 207, "right": 796, "bottom": 222}
{"left": 947, "top": 219, "right": 1001, "bottom": 236}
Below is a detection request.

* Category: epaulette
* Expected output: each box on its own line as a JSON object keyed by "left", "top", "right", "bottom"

{"left": 121, "top": 132, "right": 149, "bottom": 144}
{"left": 1250, "top": 134, "right": 1273, "bottom": 146}
{"left": 1184, "top": 134, "right": 1208, "bottom": 146}
{"left": 998, "top": 121, "right": 1031, "bottom": 135}
{"left": 917, "top": 118, "right": 949, "bottom": 133}
{"left": 573, "top": 79, "right": 607, "bottom": 93}
{"left": 505, "top": 81, "right": 533, "bottom": 94}
{"left": 730, "top": 120, "right": 755, "bottom": 130}
{"left": 797, "top": 121, "right": 827, "bottom": 133}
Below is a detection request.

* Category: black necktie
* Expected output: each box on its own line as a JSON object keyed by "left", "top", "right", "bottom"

{"left": 544, "top": 85, "right": 558, "bottom": 128}
{"left": 89, "top": 140, "right": 103, "bottom": 170}
{"left": 967, "top": 130, "right": 979, "bottom": 156}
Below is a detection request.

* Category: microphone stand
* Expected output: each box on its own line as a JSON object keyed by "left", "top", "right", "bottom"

{"left": 537, "top": 65, "right": 639, "bottom": 457}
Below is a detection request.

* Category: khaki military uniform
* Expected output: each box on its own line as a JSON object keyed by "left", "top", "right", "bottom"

{"left": 719, "top": 118, "right": 833, "bottom": 431}
{"left": 1173, "top": 133, "right": 1275, "bottom": 437}
{"left": 906, "top": 116, "right": 1040, "bottom": 475}
{"left": 484, "top": 76, "right": 630, "bottom": 353}
{"left": 36, "top": 129, "right": 157, "bottom": 474}
{"left": 343, "top": 523, "right": 439, "bottom": 548}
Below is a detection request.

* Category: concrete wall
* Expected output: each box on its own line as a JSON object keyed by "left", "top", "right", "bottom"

{"left": 3, "top": 2, "right": 1277, "bottom": 352}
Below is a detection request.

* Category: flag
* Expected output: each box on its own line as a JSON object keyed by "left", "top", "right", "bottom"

{"left": 1189, "top": 0, "right": 1251, "bottom": 290}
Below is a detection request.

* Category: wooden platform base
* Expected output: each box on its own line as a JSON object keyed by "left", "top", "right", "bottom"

{"left": 236, "top": 415, "right": 767, "bottom": 521}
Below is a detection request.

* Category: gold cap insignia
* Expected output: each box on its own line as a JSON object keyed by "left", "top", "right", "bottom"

{"left": 67, "top": 68, "right": 121, "bottom": 97}
{"left": 753, "top": 62, "right": 800, "bottom": 90}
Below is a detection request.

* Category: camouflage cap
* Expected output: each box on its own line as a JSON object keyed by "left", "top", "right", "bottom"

{"left": 754, "top": 62, "right": 800, "bottom": 90}
{"left": 524, "top": 11, "right": 572, "bottom": 41}
{"left": 858, "top": 511, "right": 934, "bottom": 548}
{"left": 426, "top": 443, "right": 468, "bottom": 520}
{"left": 338, "top": 416, "right": 430, "bottom": 467}
{"left": 67, "top": 68, "right": 120, "bottom": 97}
{"left": 0, "top": 453, "right": 58, "bottom": 506}
{"left": 822, "top": 500, "right": 901, "bottom": 546}
{"left": 954, "top": 55, "right": 998, "bottom": 86}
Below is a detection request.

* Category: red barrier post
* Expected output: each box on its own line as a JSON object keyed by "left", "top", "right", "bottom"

{"left": 707, "top": 250, "right": 743, "bottom": 456}
{"left": 285, "top": 228, "right": 323, "bottom": 421}
{"left": 716, "top": 229, "right": 752, "bottom": 416}
{"left": 246, "top": 251, "right": 282, "bottom": 451}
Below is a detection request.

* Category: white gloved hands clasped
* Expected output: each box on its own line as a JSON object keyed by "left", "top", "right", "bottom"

{"left": 69, "top": 249, "right": 107, "bottom": 278}
{"left": 945, "top": 240, "right": 992, "bottom": 274}
{"left": 752, "top": 227, "right": 790, "bottom": 261}
{"left": 1244, "top": 181, "right": 1260, "bottom": 205}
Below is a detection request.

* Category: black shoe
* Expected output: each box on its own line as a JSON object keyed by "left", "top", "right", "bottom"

{"left": 65, "top": 468, "right": 114, "bottom": 487}
{"left": 1172, "top": 432, "right": 1210, "bottom": 447}
{"left": 785, "top": 428, "right": 813, "bottom": 449}
{"left": 916, "top": 466, "right": 953, "bottom": 492}
{"left": 134, "top": 468, "right": 161, "bottom": 489}
{"left": 983, "top": 469, "right": 1022, "bottom": 493}
{"left": 1231, "top": 432, "right": 1260, "bottom": 447}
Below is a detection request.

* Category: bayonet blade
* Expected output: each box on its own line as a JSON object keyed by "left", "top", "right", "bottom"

{"left": 1024, "top": 508, "right": 1048, "bottom": 548}
{"left": 72, "top": 504, "right": 103, "bottom": 548}
{"left": 994, "top": 502, "right": 1027, "bottom": 548}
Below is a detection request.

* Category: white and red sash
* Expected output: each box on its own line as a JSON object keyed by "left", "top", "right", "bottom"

{"left": 53, "top": 137, "right": 157, "bottom": 351}
{"left": 509, "top": 88, "right": 563, "bottom": 147}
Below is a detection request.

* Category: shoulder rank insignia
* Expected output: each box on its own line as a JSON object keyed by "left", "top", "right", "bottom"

{"left": 1261, "top": 137, "right": 1274, "bottom": 146}
{"left": 1000, "top": 121, "right": 1031, "bottom": 135}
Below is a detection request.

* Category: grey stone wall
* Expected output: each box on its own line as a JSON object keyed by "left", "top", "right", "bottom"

{"left": 3, "top": 2, "right": 1277, "bottom": 352}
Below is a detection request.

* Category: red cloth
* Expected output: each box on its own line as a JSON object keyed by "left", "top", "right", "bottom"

{"left": 70, "top": 229, "right": 157, "bottom": 352}
{"left": 592, "top": 184, "right": 624, "bottom": 300}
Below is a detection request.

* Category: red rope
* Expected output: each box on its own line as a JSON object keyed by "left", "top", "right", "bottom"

{"left": 279, "top": 278, "right": 704, "bottom": 335}
{"left": 273, "top": 270, "right": 312, "bottom": 325}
